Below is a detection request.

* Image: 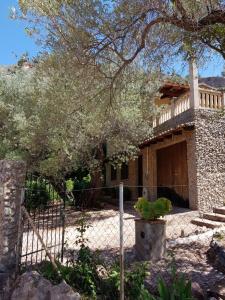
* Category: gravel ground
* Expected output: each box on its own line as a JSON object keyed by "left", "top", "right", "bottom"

{"left": 146, "top": 242, "right": 225, "bottom": 294}
{"left": 64, "top": 203, "right": 204, "bottom": 255}
{"left": 21, "top": 203, "right": 225, "bottom": 293}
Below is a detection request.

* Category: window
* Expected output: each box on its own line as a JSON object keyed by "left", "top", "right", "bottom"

{"left": 121, "top": 163, "right": 129, "bottom": 180}
{"left": 111, "top": 166, "right": 117, "bottom": 181}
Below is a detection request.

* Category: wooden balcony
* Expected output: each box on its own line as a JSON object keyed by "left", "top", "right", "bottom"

{"left": 153, "top": 88, "right": 225, "bottom": 128}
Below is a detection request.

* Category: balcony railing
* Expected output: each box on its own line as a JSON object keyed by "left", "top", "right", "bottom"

{"left": 199, "top": 88, "right": 224, "bottom": 109}
{"left": 153, "top": 89, "right": 224, "bottom": 128}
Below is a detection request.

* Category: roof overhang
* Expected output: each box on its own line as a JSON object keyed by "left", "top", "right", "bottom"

{"left": 159, "top": 82, "right": 189, "bottom": 99}
{"left": 139, "top": 122, "right": 195, "bottom": 149}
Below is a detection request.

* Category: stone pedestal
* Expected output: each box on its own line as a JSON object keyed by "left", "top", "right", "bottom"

{"left": 135, "top": 219, "right": 166, "bottom": 261}
{"left": 0, "top": 160, "right": 26, "bottom": 299}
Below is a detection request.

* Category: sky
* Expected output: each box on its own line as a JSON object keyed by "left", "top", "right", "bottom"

{"left": 0, "top": 0, "right": 224, "bottom": 77}
{"left": 0, "top": 0, "right": 40, "bottom": 65}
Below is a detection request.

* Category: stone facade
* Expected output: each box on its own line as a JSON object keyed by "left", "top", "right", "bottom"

{"left": 194, "top": 109, "right": 225, "bottom": 212}
{"left": 0, "top": 160, "right": 26, "bottom": 299}
{"left": 105, "top": 107, "right": 225, "bottom": 213}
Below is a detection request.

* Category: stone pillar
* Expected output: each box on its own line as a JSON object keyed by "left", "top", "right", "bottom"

{"left": 189, "top": 58, "right": 199, "bottom": 109}
{"left": 0, "top": 160, "right": 26, "bottom": 299}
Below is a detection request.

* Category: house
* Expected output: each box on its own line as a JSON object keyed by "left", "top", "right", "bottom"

{"left": 105, "top": 60, "right": 225, "bottom": 216}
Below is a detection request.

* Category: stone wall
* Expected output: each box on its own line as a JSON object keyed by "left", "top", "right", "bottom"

{"left": 194, "top": 109, "right": 225, "bottom": 212}
{"left": 0, "top": 160, "right": 26, "bottom": 299}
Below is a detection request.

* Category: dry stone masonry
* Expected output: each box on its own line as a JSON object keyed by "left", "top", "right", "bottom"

{"left": 194, "top": 109, "right": 225, "bottom": 212}
{"left": 0, "top": 160, "right": 26, "bottom": 299}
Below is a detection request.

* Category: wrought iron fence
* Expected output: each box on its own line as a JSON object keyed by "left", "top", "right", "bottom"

{"left": 20, "top": 175, "right": 65, "bottom": 267}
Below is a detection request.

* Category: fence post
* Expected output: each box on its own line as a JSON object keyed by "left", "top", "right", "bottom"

{"left": 119, "top": 182, "right": 124, "bottom": 300}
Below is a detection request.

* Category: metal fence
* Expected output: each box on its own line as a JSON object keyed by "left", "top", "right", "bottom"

{"left": 19, "top": 182, "right": 225, "bottom": 299}
{"left": 20, "top": 175, "right": 65, "bottom": 267}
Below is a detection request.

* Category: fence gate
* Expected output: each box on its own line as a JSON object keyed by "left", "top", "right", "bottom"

{"left": 20, "top": 175, "right": 65, "bottom": 267}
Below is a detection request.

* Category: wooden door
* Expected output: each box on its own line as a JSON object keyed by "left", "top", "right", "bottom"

{"left": 157, "top": 141, "right": 189, "bottom": 207}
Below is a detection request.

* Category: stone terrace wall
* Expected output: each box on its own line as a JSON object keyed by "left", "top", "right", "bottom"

{"left": 194, "top": 109, "right": 225, "bottom": 212}
{"left": 0, "top": 160, "right": 26, "bottom": 299}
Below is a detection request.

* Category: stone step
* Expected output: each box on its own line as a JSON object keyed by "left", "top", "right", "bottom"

{"left": 203, "top": 212, "right": 225, "bottom": 223}
{"left": 213, "top": 207, "right": 225, "bottom": 215}
{"left": 191, "top": 218, "right": 223, "bottom": 229}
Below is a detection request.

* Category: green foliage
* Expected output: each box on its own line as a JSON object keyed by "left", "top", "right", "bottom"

{"left": 65, "top": 172, "right": 92, "bottom": 205}
{"left": 66, "top": 178, "right": 74, "bottom": 193}
{"left": 38, "top": 217, "right": 193, "bottom": 300}
{"left": 0, "top": 57, "right": 159, "bottom": 182}
{"left": 38, "top": 212, "right": 151, "bottom": 299}
{"left": 156, "top": 275, "right": 193, "bottom": 300}
{"left": 149, "top": 263, "right": 194, "bottom": 300}
{"left": 39, "top": 258, "right": 151, "bottom": 299}
{"left": 134, "top": 197, "right": 172, "bottom": 220}
{"left": 100, "top": 262, "right": 151, "bottom": 300}
{"left": 125, "top": 263, "right": 151, "bottom": 300}
{"left": 70, "top": 246, "right": 99, "bottom": 298}
{"left": 73, "top": 174, "right": 91, "bottom": 190}
{"left": 25, "top": 178, "right": 58, "bottom": 209}
{"left": 147, "top": 255, "right": 195, "bottom": 300}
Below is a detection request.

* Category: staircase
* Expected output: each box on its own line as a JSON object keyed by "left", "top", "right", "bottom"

{"left": 191, "top": 207, "right": 225, "bottom": 229}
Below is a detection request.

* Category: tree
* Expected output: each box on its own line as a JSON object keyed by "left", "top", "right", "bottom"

{"left": 0, "top": 54, "right": 160, "bottom": 192}
{"left": 16, "top": 0, "right": 225, "bottom": 83}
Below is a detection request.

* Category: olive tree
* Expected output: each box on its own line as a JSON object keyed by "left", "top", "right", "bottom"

{"left": 16, "top": 0, "right": 225, "bottom": 80}
{"left": 0, "top": 54, "right": 160, "bottom": 193}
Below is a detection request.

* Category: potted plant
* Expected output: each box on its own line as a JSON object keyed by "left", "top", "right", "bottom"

{"left": 134, "top": 197, "right": 172, "bottom": 261}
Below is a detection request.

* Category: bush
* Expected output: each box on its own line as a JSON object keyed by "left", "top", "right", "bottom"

{"left": 134, "top": 197, "right": 172, "bottom": 220}
{"left": 149, "top": 260, "right": 194, "bottom": 300}
{"left": 39, "top": 258, "right": 150, "bottom": 300}
{"left": 65, "top": 174, "right": 91, "bottom": 207}
{"left": 38, "top": 211, "right": 150, "bottom": 299}
{"left": 25, "top": 178, "right": 58, "bottom": 210}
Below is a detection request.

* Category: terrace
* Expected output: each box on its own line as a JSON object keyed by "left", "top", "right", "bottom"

{"left": 153, "top": 86, "right": 225, "bottom": 128}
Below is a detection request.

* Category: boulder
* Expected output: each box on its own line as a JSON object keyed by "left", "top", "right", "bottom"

{"left": 207, "top": 279, "right": 225, "bottom": 300}
{"left": 10, "top": 271, "right": 80, "bottom": 300}
{"left": 207, "top": 239, "right": 225, "bottom": 274}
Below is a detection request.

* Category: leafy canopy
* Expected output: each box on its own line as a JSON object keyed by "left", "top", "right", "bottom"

{"left": 0, "top": 55, "right": 160, "bottom": 179}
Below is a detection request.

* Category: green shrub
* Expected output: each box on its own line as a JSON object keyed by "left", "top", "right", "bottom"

{"left": 134, "top": 197, "right": 172, "bottom": 220}
{"left": 100, "top": 262, "right": 151, "bottom": 300}
{"left": 39, "top": 247, "right": 99, "bottom": 298}
{"left": 149, "top": 261, "right": 194, "bottom": 300}
{"left": 65, "top": 174, "right": 91, "bottom": 206}
{"left": 25, "top": 179, "right": 59, "bottom": 210}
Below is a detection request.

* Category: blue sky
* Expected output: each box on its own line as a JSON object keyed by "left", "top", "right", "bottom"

{"left": 0, "top": 0, "right": 40, "bottom": 65}
{"left": 0, "top": 1, "right": 224, "bottom": 77}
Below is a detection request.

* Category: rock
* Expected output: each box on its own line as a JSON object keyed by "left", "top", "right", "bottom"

{"left": 10, "top": 271, "right": 80, "bottom": 300}
{"left": 50, "top": 281, "right": 80, "bottom": 300}
{"left": 191, "top": 282, "right": 205, "bottom": 300}
{"left": 96, "top": 265, "right": 108, "bottom": 280}
{"left": 208, "top": 278, "right": 225, "bottom": 299}
{"left": 207, "top": 239, "right": 225, "bottom": 274}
